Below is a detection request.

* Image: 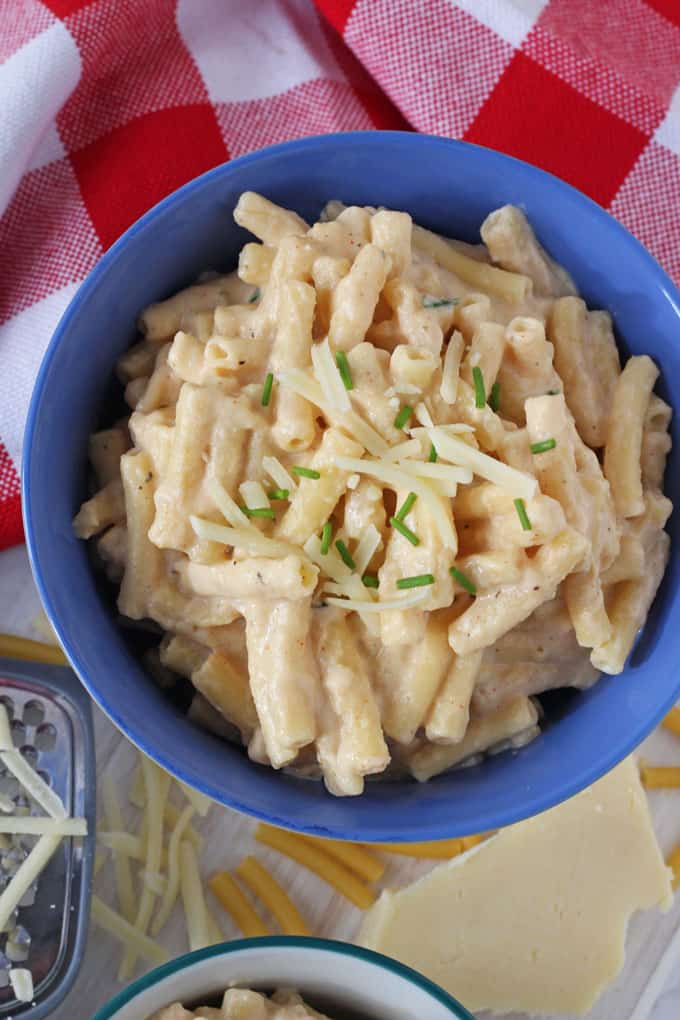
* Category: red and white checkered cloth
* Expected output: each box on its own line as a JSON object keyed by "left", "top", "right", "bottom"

{"left": 1, "top": 0, "right": 679, "bottom": 551}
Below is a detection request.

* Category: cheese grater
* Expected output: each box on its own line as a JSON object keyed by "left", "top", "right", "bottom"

{"left": 0, "top": 658, "right": 96, "bottom": 1019}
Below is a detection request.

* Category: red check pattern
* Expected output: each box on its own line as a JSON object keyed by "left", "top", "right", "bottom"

{"left": 1, "top": 0, "right": 679, "bottom": 552}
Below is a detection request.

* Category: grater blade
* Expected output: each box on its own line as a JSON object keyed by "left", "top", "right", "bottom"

{"left": 0, "top": 659, "right": 96, "bottom": 1020}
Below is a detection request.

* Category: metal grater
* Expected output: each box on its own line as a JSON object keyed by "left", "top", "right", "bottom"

{"left": 0, "top": 659, "right": 96, "bottom": 1020}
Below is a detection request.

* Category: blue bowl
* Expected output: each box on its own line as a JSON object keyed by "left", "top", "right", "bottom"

{"left": 23, "top": 132, "right": 680, "bottom": 841}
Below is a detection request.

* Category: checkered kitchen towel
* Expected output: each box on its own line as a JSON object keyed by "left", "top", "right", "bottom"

{"left": 1, "top": 0, "right": 679, "bottom": 551}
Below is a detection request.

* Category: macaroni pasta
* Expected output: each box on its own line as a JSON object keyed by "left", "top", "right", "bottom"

{"left": 74, "top": 193, "right": 672, "bottom": 796}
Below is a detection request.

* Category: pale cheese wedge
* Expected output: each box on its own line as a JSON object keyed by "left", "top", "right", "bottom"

{"left": 358, "top": 757, "right": 671, "bottom": 1016}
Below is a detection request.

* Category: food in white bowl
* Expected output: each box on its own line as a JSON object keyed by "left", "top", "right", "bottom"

{"left": 150, "top": 987, "right": 331, "bottom": 1020}
{"left": 74, "top": 192, "right": 672, "bottom": 796}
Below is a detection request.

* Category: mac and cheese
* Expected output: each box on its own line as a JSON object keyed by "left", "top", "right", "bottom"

{"left": 74, "top": 193, "right": 672, "bottom": 795}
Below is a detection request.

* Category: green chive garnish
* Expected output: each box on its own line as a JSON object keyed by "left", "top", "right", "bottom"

{"left": 335, "top": 539, "right": 356, "bottom": 570}
{"left": 450, "top": 566, "right": 476, "bottom": 595}
{"left": 396, "top": 573, "right": 435, "bottom": 589}
{"left": 489, "top": 380, "right": 501, "bottom": 413}
{"left": 530, "top": 438, "right": 557, "bottom": 455}
{"left": 248, "top": 287, "right": 260, "bottom": 304}
{"left": 261, "top": 372, "right": 274, "bottom": 407}
{"left": 423, "top": 296, "right": 459, "bottom": 309}
{"left": 547, "top": 389, "right": 560, "bottom": 396}
{"left": 335, "top": 350, "right": 354, "bottom": 390}
{"left": 394, "top": 405, "right": 413, "bottom": 430}
{"left": 395, "top": 492, "right": 417, "bottom": 522}
{"left": 241, "top": 507, "right": 275, "bottom": 520}
{"left": 389, "top": 516, "right": 420, "bottom": 546}
{"left": 292, "top": 466, "right": 321, "bottom": 479}
{"left": 428, "top": 443, "right": 438, "bottom": 463}
{"left": 472, "top": 366, "right": 485, "bottom": 409}
{"left": 267, "top": 488, "right": 289, "bottom": 500}
{"left": 362, "top": 574, "right": 379, "bottom": 589}
{"left": 320, "top": 521, "right": 332, "bottom": 555}
{"left": 514, "top": 498, "right": 532, "bottom": 531}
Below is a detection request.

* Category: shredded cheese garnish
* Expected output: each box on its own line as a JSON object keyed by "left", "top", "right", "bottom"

{"left": 262, "top": 455, "right": 298, "bottom": 492}
{"left": 191, "top": 517, "right": 298, "bottom": 559}
{"left": 428, "top": 427, "right": 538, "bottom": 500}
{"left": 311, "top": 337, "right": 351, "bottom": 412}
{"left": 334, "top": 456, "right": 456, "bottom": 548}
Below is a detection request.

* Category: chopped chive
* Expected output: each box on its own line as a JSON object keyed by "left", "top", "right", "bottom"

{"left": 546, "top": 389, "right": 560, "bottom": 396}
{"left": 530, "top": 438, "right": 557, "bottom": 455}
{"left": 394, "top": 404, "right": 413, "bottom": 430}
{"left": 450, "top": 566, "right": 477, "bottom": 596}
{"left": 395, "top": 491, "right": 417, "bottom": 522}
{"left": 267, "top": 488, "right": 289, "bottom": 500}
{"left": 489, "top": 380, "right": 501, "bottom": 413}
{"left": 335, "top": 350, "right": 354, "bottom": 390}
{"left": 423, "top": 296, "right": 459, "bottom": 308}
{"left": 389, "top": 516, "right": 420, "bottom": 546}
{"left": 248, "top": 287, "right": 260, "bottom": 304}
{"left": 514, "top": 498, "right": 532, "bottom": 531}
{"left": 320, "top": 521, "right": 332, "bottom": 555}
{"left": 472, "top": 365, "right": 486, "bottom": 409}
{"left": 261, "top": 372, "right": 274, "bottom": 407}
{"left": 241, "top": 506, "right": 275, "bottom": 520}
{"left": 292, "top": 465, "right": 321, "bottom": 479}
{"left": 428, "top": 443, "right": 438, "bottom": 463}
{"left": 335, "top": 539, "right": 356, "bottom": 570}
{"left": 362, "top": 574, "right": 379, "bottom": 589}
{"left": 396, "top": 573, "right": 435, "bottom": 589}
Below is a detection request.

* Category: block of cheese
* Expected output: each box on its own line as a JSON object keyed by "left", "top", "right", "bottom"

{"left": 358, "top": 757, "right": 672, "bottom": 1015}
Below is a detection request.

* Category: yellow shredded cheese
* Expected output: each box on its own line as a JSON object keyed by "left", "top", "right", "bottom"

{"left": 324, "top": 589, "right": 430, "bottom": 613}
{"left": 353, "top": 524, "right": 382, "bottom": 576}
{"left": 0, "top": 835, "right": 62, "bottom": 932}
{"left": 179, "top": 840, "right": 210, "bottom": 951}
{"left": 0, "top": 747, "right": 66, "bottom": 820}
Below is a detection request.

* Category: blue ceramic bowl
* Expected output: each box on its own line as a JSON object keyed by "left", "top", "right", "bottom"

{"left": 23, "top": 132, "right": 680, "bottom": 840}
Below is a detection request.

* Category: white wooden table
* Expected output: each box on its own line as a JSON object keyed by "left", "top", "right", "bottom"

{"left": 1, "top": 543, "right": 679, "bottom": 1020}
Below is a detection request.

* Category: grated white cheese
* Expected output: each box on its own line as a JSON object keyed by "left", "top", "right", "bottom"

{"left": 279, "top": 369, "right": 388, "bottom": 456}
{"left": 428, "top": 427, "right": 538, "bottom": 500}
{"left": 385, "top": 382, "right": 421, "bottom": 397}
{"left": 191, "top": 516, "right": 298, "bottom": 559}
{"left": 394, "top": 460, "right": 472, "bottom": 486}
{"left": 303, "top": 535, "right": 352, "bottom": 582}
{"left": 347, "top": 473, "right": 360, "bottom": 489}
{"left": 440, "top": 329, "right": 464, "bottom": 404}
{"left": 0, "top": 748, "right": 66, "bottom": 820}
{"left": 91, "top": 895, "right": 169, "bottom": 966}
{"left": 178, "top": 782, "right": 212, "bottom": 818}
{"left": 311, "top": 337, "right": 351, "bottom": 412}
{"left": 0, "top": 835, "right": 62, "bottom": 932}
{"left": 0, "top": 817, "right": 86, "bottom": 836}
{"left": 179, "top": 841, "right": 210, "bottom": 951}
{"left": 414, "top": 402, "right": 434, "bottom": 428}
{"left": 262, "top": 455, "right": 297, "bottom": 492}
{"left": 206, "top": 477, "right": 254, "bottom": 529}
{"left": 353, "top": 524, "right": 382, "bottom": 576}
{"left": 239, "top": 480, "right": 270, "bottom": 510}
{"left": 334, "top": 456, "right": 456, "bottom": 548}
{"left": 9, "top": 968, "right": 33, "bottom": 1003}
{"left": 383, "top": 439, "right": 422, "bottom": 461}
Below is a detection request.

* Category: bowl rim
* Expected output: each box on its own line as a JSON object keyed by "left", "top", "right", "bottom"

{"left": 22, "top": 130, "right": 680, "bottom": 840}
{"left": 89, "top": 935, "right": 474, "bottom": 1020}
